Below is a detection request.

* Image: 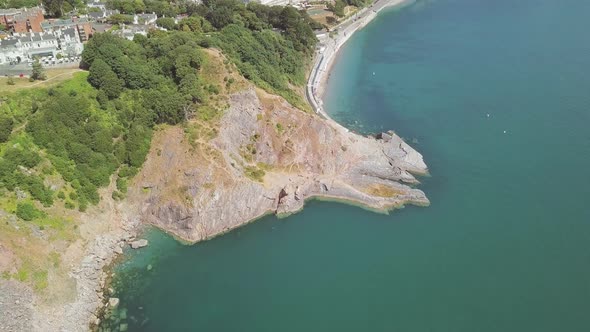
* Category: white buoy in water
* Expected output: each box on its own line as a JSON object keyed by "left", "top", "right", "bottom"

{"left": 373, "top": 72, "right": 375, "bottom": 76}
{"left": 503, "top": 130, "right": 507, "bottom": 134}
{"left": 486, "top": 113, "right": 490, "bottom": 118}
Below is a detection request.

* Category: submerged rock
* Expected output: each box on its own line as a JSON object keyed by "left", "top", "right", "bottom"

{"left": 119, "top": 308, "right": 127, "bottom": 320}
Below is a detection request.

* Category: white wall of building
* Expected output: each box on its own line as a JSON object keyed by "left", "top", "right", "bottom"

{"left": 0, "top": 29, "right": 84, "bottom": 65}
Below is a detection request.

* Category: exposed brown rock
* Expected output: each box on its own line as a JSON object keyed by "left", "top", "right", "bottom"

{"left": 132, "top": 88, "right": 428, "bottom": 243}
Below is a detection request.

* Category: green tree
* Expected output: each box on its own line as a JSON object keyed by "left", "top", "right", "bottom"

{"left": 332, "top": 0, "right": 346, "bottom": 17}
{"left": 0, "top": 116, "right": 14, "bottom": 143}
{"left": 179, "top": 73, "right": 205, "bottom": 103}
{"left": 203, "top": 0, "right": 240, "bottom": 29}
{"left": 125, "top": 125, "right": 151, "bottom": 167}
{"left": 116, "top": 177, "right": 128, "bottom": 193}
{"left": 16, "top": 202, "right": 45, "bottom": 221}
{"left": 88, "top": 58, "right": 124, "bottom": 99}
{"left": 88, "top": 58, "right": 111, "bottom": 86}
{"left": 142, "top": 86, "right": 187, "bottom": 124}
{"left": 31, "top": 59, "right": 47, "bottom": 81}
{"left": 156, "top": 17, "right": 176, "bottom": 30}
{"left": 178, "top": 16, "right": 213, "bottom": 33}
{"left": 107, "top": 13, "right": 134, "bottom": 25}
{"left": 42, "top": 0, "right": 84, "bottom": 17}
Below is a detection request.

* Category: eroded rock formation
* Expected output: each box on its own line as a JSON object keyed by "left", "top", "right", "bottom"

{"left": 132, "top": 88, "right": 429, "bottom": 243}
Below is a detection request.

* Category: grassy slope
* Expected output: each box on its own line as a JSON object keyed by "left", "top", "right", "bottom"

{"left": 0, "top": 50, "right": 246, "bottom": 294}
{"left": 0, "top": 68, "right": 84, "bottom": 93}
{"left": 0, "top": 73, "right": 92, "bottom": 292}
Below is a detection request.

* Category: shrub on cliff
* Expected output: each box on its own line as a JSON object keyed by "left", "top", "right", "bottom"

{"left": 16, "top": 201, "right": 45, "bottom": 221}
{"left": 0, "top": 116, "right": 14, "bottom": 142}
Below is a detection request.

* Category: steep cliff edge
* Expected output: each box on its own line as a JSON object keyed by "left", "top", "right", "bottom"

{"left": 131, "top": 87, "right": 428, "bottom": 243}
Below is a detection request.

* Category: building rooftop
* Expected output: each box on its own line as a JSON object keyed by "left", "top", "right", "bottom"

{"left": 88, "top": 11, "right": 104, "bottom": 19}
{"left": 41, "top": 17, "right": 90, "bottom": 29}
{"left": 62, "top": 27, "right": 77, "bottom": 38}
{"left": 0, "top": 38, "right": 19, "bottom": 49}
{"left": 12, "top": 32, "right": 57, "bottom": 43}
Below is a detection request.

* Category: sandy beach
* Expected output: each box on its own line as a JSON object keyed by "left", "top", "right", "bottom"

{"left": 306, "top": 0, "right": 414, "bottom": 120}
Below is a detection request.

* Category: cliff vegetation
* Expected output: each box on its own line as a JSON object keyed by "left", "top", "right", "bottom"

{"left": 0, "top": 0, "right": 318, "bottom": 294}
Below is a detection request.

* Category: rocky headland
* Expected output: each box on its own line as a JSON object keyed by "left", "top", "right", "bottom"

{"left": 133, "top": 87, "right": 428, "bottom": 243}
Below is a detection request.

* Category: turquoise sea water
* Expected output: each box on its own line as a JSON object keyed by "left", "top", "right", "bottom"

{"left": 102, "top": 0, "right": 590, "bottom": 330}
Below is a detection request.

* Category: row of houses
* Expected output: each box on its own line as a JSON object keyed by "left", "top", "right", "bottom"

{"left": 0, "top": 6, "right": 85, "bottom": 65}
{"left": 1, "top": 0, "right": 301, "bottom": 65}
{"left": 0, "top": 27, "right": 84, "bottom": 65}
{"left": 0, "top": 6, "right": 44, "bottom": 33}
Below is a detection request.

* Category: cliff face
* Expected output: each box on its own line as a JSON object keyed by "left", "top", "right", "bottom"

{"left": 131, "top": 87, "right": 428, "bottom": 243}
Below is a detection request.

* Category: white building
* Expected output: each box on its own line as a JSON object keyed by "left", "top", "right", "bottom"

{"left": 113, "top": 24, "right": 151, "bottom": 40}
{"left": 87, "top": 1, "right": 108, "bottom": 11}
{"left": 87, "top": 9, "right": 119, "bottom": 22}
{"left": 0, "top": 28, "right": 84, "bottom": 65}
{"left": 134, "top": 13, "right": 157, "bottom": 25}
{"left": 55, "top": 27, "right": 84, "bottom": 57}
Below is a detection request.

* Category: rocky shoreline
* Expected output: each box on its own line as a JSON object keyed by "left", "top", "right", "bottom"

{"left": 27, "top": 200, "right": 145, "bottom": 331}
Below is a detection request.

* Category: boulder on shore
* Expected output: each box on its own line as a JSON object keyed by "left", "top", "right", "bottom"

{"left": 129, "top": 239, "right": 148, "bottom": 249}
{"left": 108, "top": 297, "right": 120, "bottom": 308}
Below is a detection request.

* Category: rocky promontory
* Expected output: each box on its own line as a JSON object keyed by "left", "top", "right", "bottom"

{"left": 132, "top": 87, "right": 428, "bottom": 243}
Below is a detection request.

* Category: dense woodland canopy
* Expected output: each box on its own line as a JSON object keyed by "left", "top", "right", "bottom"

{"left": 0, "top": 0, "right": 320, "bottom": 213}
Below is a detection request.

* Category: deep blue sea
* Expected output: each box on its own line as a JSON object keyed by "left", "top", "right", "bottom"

{"left": 102, "top": 0, "right": 590, "bottom": 330}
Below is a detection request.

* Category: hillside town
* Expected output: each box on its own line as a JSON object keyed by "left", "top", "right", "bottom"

{"left": 1, "top": 6, "right": 83, "bottom": 66}
{"left": 0, "top": 0, "right": 362, "bottom": 80}
{"left": 0, "top": 2, "right": 169, "bottom": 72}
{"left": 0, "top": 0, "right": 319, "bottom": 71}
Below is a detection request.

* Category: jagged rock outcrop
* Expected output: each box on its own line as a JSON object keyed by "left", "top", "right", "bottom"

{"left": 132, "top": 88, "right": 429, "bottom": 243}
